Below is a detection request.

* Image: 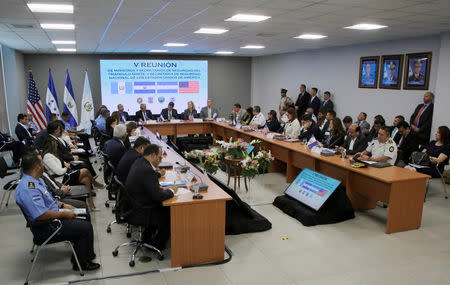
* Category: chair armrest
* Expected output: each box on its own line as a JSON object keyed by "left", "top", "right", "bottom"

{"left": 27, "top": 219, "right": 61, "bottom": 228}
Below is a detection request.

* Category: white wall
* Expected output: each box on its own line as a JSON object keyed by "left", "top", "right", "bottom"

{"left": 1, "top": 45, "right": 26, "bottom": 134}
{"left": 433, "top": 32, "right": 450, "bottom": 136}
{"left": 251, "top": 35, "right": 444, "bottom": 127}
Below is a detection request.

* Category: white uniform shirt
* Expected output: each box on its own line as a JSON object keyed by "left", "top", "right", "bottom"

{"left": 365, "top": 138, "right": 398, "bottom": 165}
{"left": 283, "top": 119, "right": 301, "bottom": 138}
{"left": 250, "top": 113, "right": 266, "bottom": 127}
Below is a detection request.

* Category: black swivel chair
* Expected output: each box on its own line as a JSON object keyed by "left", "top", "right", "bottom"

{"left": 111, "top": 176, "right": 164, "bottom": 267}
{"left": 106, "top": 174, "right": 131, "bottom": 238}
{"left": 17, "top": 205, "right": 84, "bottom": 285}
{"left": 0, "top": 157, "right": 21, "bottom": 207}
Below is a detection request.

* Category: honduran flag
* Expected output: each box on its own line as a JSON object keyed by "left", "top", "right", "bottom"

{"left": 45, "top": 69, "right": 60, "bottom": 122}
{"left": 63, "top": 70, "right": 78, "bottom": 128}
{"left": 156, "top": 82, "right": 178, "bottom": 93}
{"left": 134, "top": 82, "right": 155, "bottom": 94}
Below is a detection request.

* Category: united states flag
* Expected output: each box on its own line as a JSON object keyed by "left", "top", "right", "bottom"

{"left": 27, "top": 71, "right": 46, "bottom": 131}
{"left": 179, "top": 81, "right": 199, "bottom": 93}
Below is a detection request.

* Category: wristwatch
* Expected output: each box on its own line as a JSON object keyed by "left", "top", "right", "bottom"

{"left": 60, "top": 203, "right": 65, "bottom": 209}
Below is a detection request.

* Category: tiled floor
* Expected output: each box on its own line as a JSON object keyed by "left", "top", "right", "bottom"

{"left": 0, "top": 153, "right": 449, "bottom": 285}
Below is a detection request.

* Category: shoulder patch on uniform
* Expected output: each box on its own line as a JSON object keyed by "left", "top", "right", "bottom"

{"left": 388, "top": 139, "right": 393, "bottom": 143}
{"left": 389, "top": 146, "right": 394, "bottom": 152}
{"left": 28, "top": 182, "right": 35, "bottom": 189}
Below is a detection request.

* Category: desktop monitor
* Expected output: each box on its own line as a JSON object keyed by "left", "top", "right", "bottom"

{"left": 284, "top": 168, "right": 341, "bottom": 211}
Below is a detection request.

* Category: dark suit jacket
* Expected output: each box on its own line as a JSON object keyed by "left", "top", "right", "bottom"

{"left": 398, "top": 130, "right": 420, "bottom": 163}
{"left": 321, "top": 120, "right": 331, "bottom": 138}
{"left": 299, "top": 122, "right": 323, "bottom": 142}
{"left": 119, "top": 111, "right": 129, "bottom": 123}
{"left": 135, "top": 110, "right": 153, "bottom": 121}
{"left": 48, "top": 135, "right": 74, "bottom": 162}
{"left": 33, "top": 129, "right": 48, "bottom": 150}
{"left": 105, "top": 137, "right": 127, "bottom": 167}
{"left": 410, "top": 103, "right": 433, "bottom": 145}
{"left": 117, "top": 149, "right": 142, "bottom": 182}
{"left": 126, "top": 157, "right": 174, "bottom": 224}
{"left": 15, "top": 124, "right": 33, "bottom": 145}
{"left": 307, "top": 96, "right": 321, "bottom": 116}
{"left": 182, "top": 109, "right": 199, "bottom": 120}
{"left": 319, "top": 100, "right": 334, "bottom": 114}
{"left": 342, "top": 134, "right": 368, "bottom": 155}
{"left": 295, "top": 91, "right": 311, "bottom": 118}
{"left": 323, "top": 134, "right": 345, "bottom": 149}
{"left": 160, "top": 108, "right": 179, "bottom": 120}
{"left": 266, "top": 118, "right": 281, "bottom": 133}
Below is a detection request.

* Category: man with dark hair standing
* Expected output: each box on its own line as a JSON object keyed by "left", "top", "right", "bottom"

{"left": 356, "top": 112, "right": 370, "bottom": 136}
{"left": 14, "top": 152, "right": 100, "bottom": 271}
{"left": 307, "top": 87, "right": 321, "bottom": 117}
{"left": 126, "top": 144, "right": 175, "bottom": 249}
{"left": 295, "top": 84, "right": 310, "bottom": 119}
{"left": 320, "top": 91, "right": 334, "bottom": 114}
{"left": 116, "top": 136, "right": 151, "bottom": 182}
{"left": 410, "top": 92, "right": 434, "bottom": 146}
{"left": 396, "top": 121, "right": 419, "bottom": 165}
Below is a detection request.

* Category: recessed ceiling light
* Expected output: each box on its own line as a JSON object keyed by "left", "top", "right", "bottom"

{"left": 225, "top": 14, "right": 271, "bottom": 22}
{"left": 27, "top": 3, "right": 73, "bottom": 13}
{"left": 57, "top": 48, "right": 76, "bottom": 52}
{"left": 294, "top": 34, "right": 327, "bottom": 39}
{"left": 215, "top": 51, "right": 234, "bottom": 55}
{"left": 150, "top": 49, "right": 169, "bottom": 52}
{"left": 164, "top": 43, "right": 188, "bottom": 47}
{"left": 41, "top": 23, "right": 75, "bottom": 30}
{"left": 195, "top": 28, "right": 228, "bottom": 34}
{"left": 241, "top": 45, "right": 265, "bottom": 49}
{"left": 344, "top": 23, "right": 388, "bottom": 30}
{"left": 52, "top": 40, "right": 76, "bottom": 44}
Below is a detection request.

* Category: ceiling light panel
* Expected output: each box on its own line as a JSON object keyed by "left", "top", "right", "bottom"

{"left": 150, "top": 49, "right": 168, "bottom": 52}
{"left": 41, "top": 23, "right": 75, "bottom": 30}
{"left": 344, "top": 23, "right": 388, "bottom": 30}
{"left": 52, "top": 40, "right": 76, "bottom": 44}
{"left": 241, "top": 45, "right": 265, "bottom": 49}
{"left": 57, "top": 48, "right": 76, "bottom": 52}
{"left": 294, "top": 34, "right": 327, "bottom": 39}
{"left": 164, "top": 43, "right": 188, "bottom": 47}
{"left": 194, "top": 28, "right": 228, "bottom": 34}
{"left": 225, "top": 14, "right": 271, "bottom": 22}
{"left": 27, "top": 3, "right": 74, "bottom": 13}
{"left": 215, "top": 51, "right": 234, "bottom": 55}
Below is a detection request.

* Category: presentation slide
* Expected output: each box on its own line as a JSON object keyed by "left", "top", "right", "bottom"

{"left": 99, "top": 60, "right": 208, "bottom": 115}
{"left": 284, "top": 168, "right": 341, "bottom": 211}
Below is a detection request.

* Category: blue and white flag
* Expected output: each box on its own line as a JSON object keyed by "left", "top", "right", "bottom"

{"left": 156, "top": 82, "right": 178, "bottom": 93}
{"left": 134, "top": 82, "right": 156, "bottom": 94}
{"left": 111, "top": 81, "right": 133, "bottom": 94}
{"left": 63, "top": 70, "right": 78, "bottom": 128}
{"left": 80, "top": 71, "right": 95, "bottom": 134}
{"left": 307, "top": 134, "right": 319, "bottom": 149}
{"left": 45, "top": 69, "right": 60, "bottom": 122}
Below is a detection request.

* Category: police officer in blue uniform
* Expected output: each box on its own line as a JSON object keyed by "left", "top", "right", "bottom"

{"left": 15, "top": 152, "right": 100, "bottom": 271}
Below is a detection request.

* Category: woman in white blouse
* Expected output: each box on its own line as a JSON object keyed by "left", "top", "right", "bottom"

{"left": 42, "top": 140, "right": 102, "bottom": 210}
{"left": 283, "top": 107, "right": 301, "bottom": 138}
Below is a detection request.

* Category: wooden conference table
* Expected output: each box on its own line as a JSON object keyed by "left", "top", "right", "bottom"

{"left": 144, "top": 121, "right": 430, "bottom": 234}
{"left": 141, "top": 128, "right": 231, "bottom": 267}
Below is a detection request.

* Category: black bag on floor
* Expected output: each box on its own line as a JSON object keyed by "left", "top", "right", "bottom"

{"left": 273, "top": 186, "right": 355, "bottom": 226}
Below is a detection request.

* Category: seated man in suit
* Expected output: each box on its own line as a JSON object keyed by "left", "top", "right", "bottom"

{"left": 1, "top": 131, "right": 23, "bottom": 167}
{"left": 116, "top": 136, "right": 151, "bottom": 182}
{"left": 14, "top": 152, "right": 100, "bottom": 271}
{"left": 396, "top": 121, "right": 419, "bottom": 165}
{"left": 356, "top": 112, "right": 371, "bottom": 136}
{"left": 391, "top": 115, "right": 405, "bottom": 144}
{"left": 200, "top": 99, "right": 219, "bottom": 120}
{"left": 34, "top": 113, "right": 58, "bottom": 150}
{"left": 15, "top": 113, "right": 34, "bottom": 146}
{"left": 321, "top": 110, "right": 336, "bottom": 139}
{"left": 161, "top": 102, "right": 179, "bottom": 121}
{"left": 229, "top": 103, "right": 247, "bottom": 123}
{"left": 356, "top": 126, "right": 398, "bottom": 165}
{"left": 117, "top": 104, "right": 129, "bottom": 123}
{"left": 342, "top": 116, "right": 353, "bottom": 139}
{"left": 94, "top": 109, "right": 110, "bottom": 132}
{"left": 105, "top": 124, "right": 127, "bottom": 168}
{"left": 299, "top": 114, "right": 323, "bottom": 142}
{"left": 337, "top": 123, "right": 368, "bottom": 155}
{"left": 135, "top": 104, "right": 153, "bottom": 122}
{"left": 126, "top": 144, "right": 175, "bottom": 249}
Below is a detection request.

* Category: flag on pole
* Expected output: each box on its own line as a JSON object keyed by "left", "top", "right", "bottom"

{"left": 45, "top": 69, "right": 60, "bottom": 122}
{"left": 63, "top": 70, "right": 78, "bottom": 128}
{"left": 80, "top": 71, "right": 95, "bottom": 134}
{"left": 27, "top": 71, "right": 47, "bottom": 131}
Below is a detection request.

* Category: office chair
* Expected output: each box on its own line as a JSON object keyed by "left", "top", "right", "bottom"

{"left": 0, "top": 157, "right": 20, "bottom": 207}
{"left": 106, "top": 175, "right": 131, "bottom": 238}
{"left": 17, "top": 205, "right": 84, "bottom": 285}
{"left": 111, "top": 176, "right": 164, "bottom": 267}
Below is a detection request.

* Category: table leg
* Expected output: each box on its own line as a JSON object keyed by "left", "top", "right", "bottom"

{"left": 244, "top": 177, "right": 248, "bottom": 192}
{"left": 227, "top": 163, "right": 231, "bottom": 186}
{"left": 233, "top": 165, "right": 237, "bottom": 191}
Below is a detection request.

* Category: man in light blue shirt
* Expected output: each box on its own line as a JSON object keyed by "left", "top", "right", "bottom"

{"left": 95, "top": 109, "right": 110, "bottom": 132}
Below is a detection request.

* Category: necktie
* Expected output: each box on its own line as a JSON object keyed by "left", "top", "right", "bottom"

{"left": 169, "top": 111, "right": 172, "bottom": 120}
{"left": 398, "top": 136, "right": 404, "bottom": 147}
{"left": 143, "top": 111, "right": 148, "bottom": 121}
{"left": 413, "top": 105, "right": 426, "bottom": 126}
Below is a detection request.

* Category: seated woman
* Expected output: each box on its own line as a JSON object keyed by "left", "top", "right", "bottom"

{"left": 266, "top": 110, "right": 281, "bottom": 132}
{"left": 124, "top": 121, "right": 138, "bottom": 150}
{"left": 42, "top": 140, "right": 104, "bottom": 210}
{"left": 105, "top": 116, "right": 118, "bottom": 138}
{"left": 183, "top": 101, "right": 199, "bottom": 120}
{"left": 317, "top": 110, "right": 326, "bottom": 130}
{"left": 405, "top": 126, "right": 450, "bottom": 177}
{"left": 283, "top": 107, "right": 301, "bottom": 138}
{"left": 322, "top": 117, "right": 346, "bottom": 149}
{"left": 242, "top": 107, "right": 253, "bottom": 125}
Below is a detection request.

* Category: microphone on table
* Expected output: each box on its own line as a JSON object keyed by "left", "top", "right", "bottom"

{"left": 175, "top": 161, "right": 190, "bottom": 173}
{"left": 174, "top": 162, "right": 208, "bottom": 198}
